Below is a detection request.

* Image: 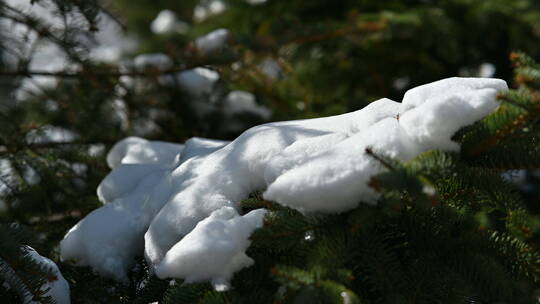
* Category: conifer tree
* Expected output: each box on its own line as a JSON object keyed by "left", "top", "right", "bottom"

{"left": 1, "top": 0, "right": 540, "bottom": 303}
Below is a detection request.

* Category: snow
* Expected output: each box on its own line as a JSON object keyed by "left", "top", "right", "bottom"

{"left": 23, "top": 246, "right": 70, "bottom": 304}
{"left": 106, "top": 136, "right": 184, "bottom": 169}
{"left": 194, "top": 28, "right": 229, "bottom": 55}
{"left": 219, "top": 90, "right": 272, "bottom": 133}
{"left": 150, "top": 10, "right": 189, "bottom": 35}
{"left": 60, "top": 164, "right": 173, "bottom": 281}
{"left": 88, "top": 14, "right": 137, "bottom": 63}
{"left": 400, "top": 77, "right": 504, "bottom": 150}
{"left": 14, "top": 51, "right": 67, "bottom": 100}
{"left": 61, "top": 137, "right": 227, "bottom": 282}
{"left": 97, "top": 163, "right": 167, "bottom": 205}
{"left": 25, "top": 126, "right": 78, "bottom": 144}
{"left": 3, "top": 0, "right": 135, "bottom": 98}
{"left": 194, "top": 0, "right": 226, "bottom": 22}
{"left": 155, "top": 207, "right": 266, "bottom": 290}
{"left": 178, "top": 137, "right": 230, "bottom": 163}
{"left": 223, "top": 90, "right": 271, "bottom": 119}
{"left": 393, "top": 77, "right": 410, "bottom": 90}
{"left": 459, "top": 63, "right": 497, "bottom": 78}
{"left": 160, "top": 67, "right": 220, "bottom": 97}
{"left": 60, "top": 77, "right": 507, "bottom": 289}
{"left": 259, "top": 58, "right": 282, "bottom": 80}
{"left": 502, "top": 170, "right": 527, "bottom": 184}
{"left": 155, "top": 65, "right": 224, "bottom": 118}
{"left": 479, "top": 63, "right": 496, "bottom": 78}
{"left": 134, "top": 53, "right": 173, "bottom": 71}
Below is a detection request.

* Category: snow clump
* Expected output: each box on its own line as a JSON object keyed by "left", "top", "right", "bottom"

{"left": 175, "top": 68, "right": 220, "bottom": 97}
{"left": 223, "top": 90, "right": 271, "bottom": 119}
{"left": 106, "top": 136, "right": 184, "bottom": 168}
{"left": 60, "top": 137, "right": 228, "bottom": 282}
{"left": 134, "top": 53, "right": 173, "bottom": 71}
{"left": 194, "top": 0, "right": 226, "bottom": 22}
{"left": 259, "top": 58, "right": 282, "bottom": 80}
{"left": 194, "top": 28, "right": 230, "bottom": 55}
{"left": 60, "top": 77, "right": 507, "bottom": 289}
{"left": 25, "top": 125, "right": 77, "bottom": 145}
{"left": 150, "top": 10, "right": 189, "bottom": 35}
{"left": 155, "top": 206, "right": 266, "bottom": 291}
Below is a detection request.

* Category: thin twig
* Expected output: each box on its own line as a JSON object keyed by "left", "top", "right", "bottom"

{"left": 93, "top": 2, "right": 127, "bottom": 32}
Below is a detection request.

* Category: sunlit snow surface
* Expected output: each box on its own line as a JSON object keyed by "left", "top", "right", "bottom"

{"left": 60, "top": 77, "right": 507, "bottom": 289}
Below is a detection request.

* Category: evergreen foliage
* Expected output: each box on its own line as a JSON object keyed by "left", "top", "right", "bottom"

{"left": 0, "top": 223, "right": 57, "bottom": 303}
{"left": 1, "top": 0, "right": 540, "bottom": 303}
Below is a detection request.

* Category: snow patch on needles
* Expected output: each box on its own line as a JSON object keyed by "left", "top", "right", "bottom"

{"left": 151, "top": 10, "right": 189, "bottom": 35}
{"left": 194, "top": 0, "right": 226, "bottom": 22}
{"left": 176, "top": 68, "right": 220, "bottom": 97}
{"left": 134, "top": 53, "right": 173, "bottom": 71}
{"left": 25, "top": 125, "right": 78, "bottom": 144}
{"left": 194, "top": 28, "right": 229, "bottom": 55}
{"left": 23, "top": 246, "right": 70, "bottom": 304}
{"left": 60, "top": 77, "right": 507, "bottom": 289}
{"left": 160, "top": 67, "right": 220, "bottom": 97}
{"left": 223, "top": 90, "right": 271, "bottom": 119}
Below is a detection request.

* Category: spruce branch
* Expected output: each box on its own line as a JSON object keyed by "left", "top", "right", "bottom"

{"left": 0, "top": 67, "right": 191, "bottom": 79}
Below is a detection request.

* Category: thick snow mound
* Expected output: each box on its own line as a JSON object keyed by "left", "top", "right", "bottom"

{"left": 60, "top": 77, "right": 507, "bottom": 288}
{"left": 61, "top": 137, "right": 228, "bottom": 282}
{"left": 156, "top": 207, "right": 266, "bottom": 290}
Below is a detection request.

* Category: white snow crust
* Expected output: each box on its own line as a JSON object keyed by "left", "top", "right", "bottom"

{"left": 60, "top": 77, "right": 507, "bottom": 289}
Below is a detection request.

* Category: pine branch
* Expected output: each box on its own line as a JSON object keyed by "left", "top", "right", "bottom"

{"left": 0, "top": 68, "right": 190, "bottom": 79}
